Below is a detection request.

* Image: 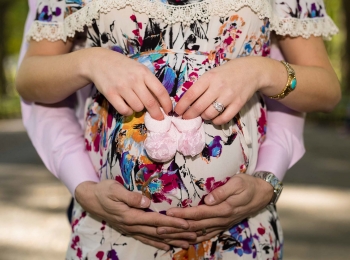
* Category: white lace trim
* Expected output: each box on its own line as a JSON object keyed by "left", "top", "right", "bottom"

{"left": 270, "top": 15, "right": 339, "bottom": 40}
{"left": 27, "top": 0, "right": 338, "bottom": 42}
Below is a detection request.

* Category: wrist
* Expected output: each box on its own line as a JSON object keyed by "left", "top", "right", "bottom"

{"left": 75, "top": 181, "right": 98, "bottom": 206}
{"left": 254, "top": 177, "right": 274, "bottom": 206}
{"left": 259, "top": 58, "right": 288, "bottom": 97}
{"left": 80, "top": 47, "right": 107, "bottom": 83}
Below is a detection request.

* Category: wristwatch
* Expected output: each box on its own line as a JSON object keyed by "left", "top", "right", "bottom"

{"left": 253, "top": 171, "right": 283, "bottom": 205}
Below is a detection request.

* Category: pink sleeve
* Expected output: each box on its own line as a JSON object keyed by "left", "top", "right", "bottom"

{"left": 254, "top": 45, "right": 305, "bottom": 181}
{"left": 255, "top": 98, "right": 305, "bottom": 181}
{"left": 19, "top": 0, "right": 99, "bottom": 196}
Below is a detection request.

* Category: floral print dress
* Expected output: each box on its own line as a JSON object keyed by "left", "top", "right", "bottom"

{"left": 28, "top": 0, "right": 337, "bottom": 259}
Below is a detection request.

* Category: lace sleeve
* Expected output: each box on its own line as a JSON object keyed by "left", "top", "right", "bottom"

{"left": 27, "top": 0, "right": 88, "bottom": 42}
{"left": 270, "top": 0, "right": 338, "bottom": 40}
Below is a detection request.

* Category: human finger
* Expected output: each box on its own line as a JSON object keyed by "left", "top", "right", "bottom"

{"left": 211, "top": 102, "right": 242, "bottom": 125}
{"left": 134, "top": 86, "right": 164, "bottom": 120}
{"left": 204, "top": 176, "right": 244, "bottom": 206}
{"left": 106, "top": 94, "right": 133, "bottom": 116}
{"left": 122, "top": 90, "right": 145, "bottom": 113}
{"left": 144, "top": 72, "right": 173, "bottom": 115}
{"left": 174, "top": 77, "right": 209, "bottom": 116}
{"left": 126, "top": 224, "right": 197, "bottom": 241}
{"left": 125, "top": 210, "right": 189, "bottom": 229}
{"left": 181, "top": 87, "right": 219, "bottom": 120}
{"left": 167, "top": 203, "right": 231, "bottom": 220}
{"left": 104, "top": 181, "right": 151, "bottom": 208}
{"left": 133, "top": 235, "right": 170, "bottom": 251}
{"left": 158, "top": 218, "right": 228, "bottom": 235}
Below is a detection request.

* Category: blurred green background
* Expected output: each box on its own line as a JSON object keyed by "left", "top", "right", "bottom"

{"left": 0, "top": 0, "right": 350, "bottom": 127}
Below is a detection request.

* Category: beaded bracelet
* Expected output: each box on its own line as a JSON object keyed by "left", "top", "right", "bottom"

{"left": 269, "top": 61, "right": 297, "bottom": 100}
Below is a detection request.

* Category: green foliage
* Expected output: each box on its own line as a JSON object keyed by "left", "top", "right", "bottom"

{"left": 0, "top": 95, "right": 21, "bottom": 119}
{"left": 5, "top": 0, "right": 28, "bottom": 55}
{"left": 307, "top": 0, "right": 349, "bottom": 124}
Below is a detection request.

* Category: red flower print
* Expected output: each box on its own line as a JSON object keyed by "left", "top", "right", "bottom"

{"left": 130, "top": 14, "right": 136, "bottom": 21}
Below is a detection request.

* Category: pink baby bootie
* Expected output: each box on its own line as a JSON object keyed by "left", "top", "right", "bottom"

{"left": 144, "top": 111, "right": 178, "bottom": 162}
{"left": 172, "top": 116, "right": 205, "bottom": 157}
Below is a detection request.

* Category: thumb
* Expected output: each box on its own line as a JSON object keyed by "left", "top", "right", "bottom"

{"left": 125, "top": 192, "right": 151, "bottom": 209}
{"left": 204, "top": 178, "right": 237, "bottom": 206}
{"left": 109, "top": 182, "right": 151, "bottom": 208}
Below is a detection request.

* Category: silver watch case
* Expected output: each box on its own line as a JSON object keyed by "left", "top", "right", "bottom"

{"left": 253, "top": 171, "right": 283, "bottom": 205}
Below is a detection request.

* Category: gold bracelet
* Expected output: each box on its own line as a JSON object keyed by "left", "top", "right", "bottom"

{"left": 269, "top": 61, "right": 297, "bottom": 100}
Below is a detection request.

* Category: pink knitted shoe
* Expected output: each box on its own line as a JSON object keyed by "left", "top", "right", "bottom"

{"left": 144, "top": 111, "right": 178, "bottom": 162}
{"left": 172, "top": 116, "right": 205, "bottom": 157}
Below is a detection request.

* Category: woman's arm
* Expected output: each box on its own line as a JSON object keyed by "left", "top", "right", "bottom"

{"left": 266, "top": 35, "right": 341, "bottom": 113}
{"left": 175, "top": 36, "right": 341, "bottom": 124}
{"left": 16, "top": 41, "right": 172, "bottom": 120}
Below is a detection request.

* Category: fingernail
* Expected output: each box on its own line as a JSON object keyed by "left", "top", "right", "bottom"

{"left": 206, "top": 194, "right": 215, "bottom": 204}
{"left": 167, "top": 211, "right": 174, "bottom": 217}
{"left": 163, "top": 246, "right": 170, "bottom": 251}
{"left": 167, "top": 111, "right": 173, "bottom": 116}
{"left": 140, "top": 196, "right": 148, "bottom": 208}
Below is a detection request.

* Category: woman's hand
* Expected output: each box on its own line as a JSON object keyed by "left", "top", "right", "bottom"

{"left": 75, "top": 180, "right": 198, "bottom": 250}
{"left": 174, "top": 57, "right": 267, "bottom": 125}
{"left": 18, "top": 41, "right": 172, "bottom": 121}
{"left": 156, "top": 174, "right": 274, "bottom": 243}
{"left": 86, "top": 48, "right": 173, "bottom": 120}
{"left": 175, "top": 36, "right": 342, "bottom": 121}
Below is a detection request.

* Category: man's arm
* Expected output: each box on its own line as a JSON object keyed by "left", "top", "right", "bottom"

{"left": 19, "top": 0, "right": 99, "bottom": 195}
{"left": 254, "top": 98, "right": 305, "bottom": 181}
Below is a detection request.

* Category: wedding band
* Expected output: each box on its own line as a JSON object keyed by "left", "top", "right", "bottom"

{"left": 212, "top": 101, "right": 225, "bottom": 113}
{"left": 202, "top": 228, "right": 207, "bottom": 235}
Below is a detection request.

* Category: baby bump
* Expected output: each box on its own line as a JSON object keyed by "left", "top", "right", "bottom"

{"left": 85, "top": 98, "right": 249, "bottom": 213}
{"left": 84, "top": 52, "right": 261, "bottom": 212}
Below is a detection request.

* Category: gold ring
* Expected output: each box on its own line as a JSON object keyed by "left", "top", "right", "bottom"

{"left": 202, "top": 228, "right": 207, "bottom": 235}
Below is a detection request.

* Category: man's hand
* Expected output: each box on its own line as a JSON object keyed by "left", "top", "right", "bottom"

{"left": 75, "top": 180, "right": 198, "bottom": 250}
{"left": 157, "top": 174, "right": 274, "bottom": 243}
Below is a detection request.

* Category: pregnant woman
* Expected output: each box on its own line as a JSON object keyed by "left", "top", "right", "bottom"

{"left": 17, "top": 0, "right": 340, "bottom": 259}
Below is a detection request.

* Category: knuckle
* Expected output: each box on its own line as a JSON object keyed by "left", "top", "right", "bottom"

{"left": 213, "top": 187, "right": 226, "bottom": 201}
{"left": 144, "top": 97, "right": 157, "bottom": 109}
{"left": 189, "top": 222, "right": 198, "bottom": 231}
{"left": 133, "top": 103, "right": 145, "bottom": 112}
{"left": 183, "top": 89, "right": 196, "bottom": 102}
{"left": 192, "top": 103, "right": 206, "bottom": 114}
{"left": 137, "top": 65, "right": 149, "bottom": 76}
{"left": 235, "top": 176, "right": 245, "bottom": 189}
{"left": 127, "top": 192, "right": 141, "bottom": 206}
